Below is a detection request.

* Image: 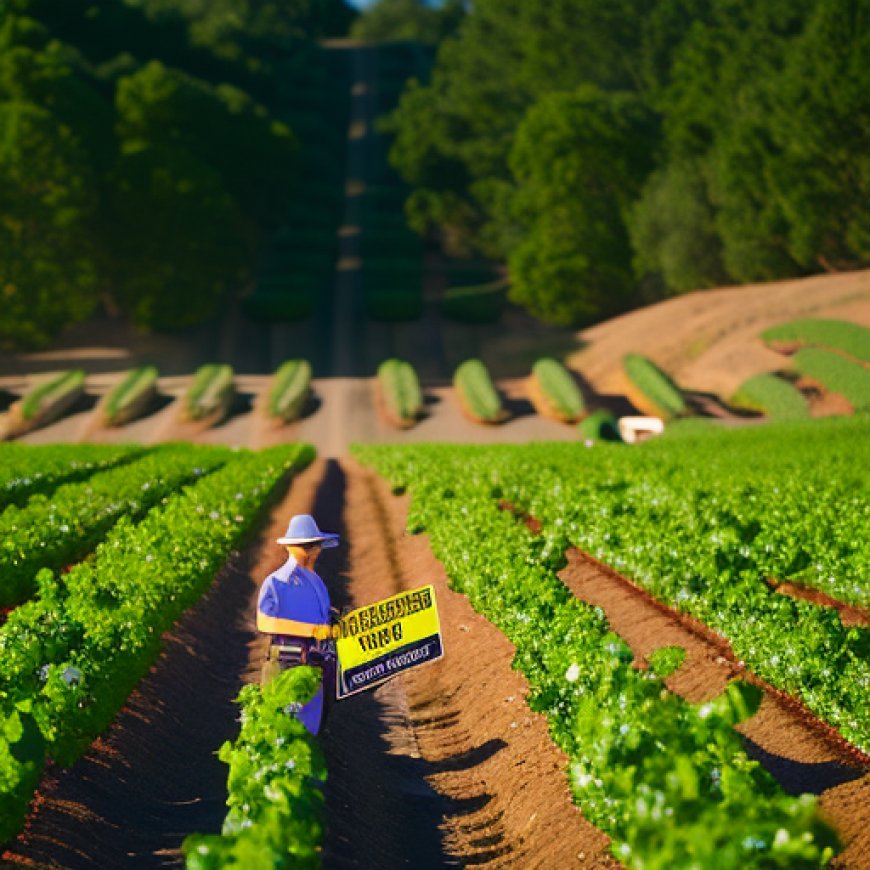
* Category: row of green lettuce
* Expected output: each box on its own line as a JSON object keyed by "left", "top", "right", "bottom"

{"left": 0, "top": 443, "right": 140, "bottom": 510}
{"left": 356, "top": 417, "right": 869, "bottom": 753}
{"left": 0, "top": 444, "right": 231, "bottom": 608}
{"left": 353, "top": 438, "right": 841, "bottom": 868}
{"left": 182, "top": 668, "right": 326, "bottom": 870}
{"left": 0, "top": 442, "right": 314, "bottom": 844}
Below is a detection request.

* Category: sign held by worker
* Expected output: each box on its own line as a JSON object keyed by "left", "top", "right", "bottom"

{"left": 335, "top": 584, "right": 443, "bottom": 699}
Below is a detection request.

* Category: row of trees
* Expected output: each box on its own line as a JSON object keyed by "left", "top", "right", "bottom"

{"left": 384, "top": 0, "right": 870, "bottom": 326}
{"left": 0, "top": 0, "right": 356, "bottom": 350}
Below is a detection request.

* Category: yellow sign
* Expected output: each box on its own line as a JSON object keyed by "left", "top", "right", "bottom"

{"left": 336, "top": 585, "right": 443, "bottom": 699}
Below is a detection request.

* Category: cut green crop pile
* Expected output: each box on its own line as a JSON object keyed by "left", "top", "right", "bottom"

{"left": 378, "top": 359, "right": 423, "bottom": 426}
{"left": 184, "top": 365, "right": 234, "bottom": 421}
{"left": 531, "top": 358, "right": 585, "bottom": 422}
{"left": 268, "top": 360, "right": 311, "bottom": 422}
{"left": 453, "top": 359, "right": 505, "bottom": 423}
{"left": 19, "top": 370, "right": 85, "bottom": 422}
{"left": 763, "top": 319, "right": 870, "bottom": 362}
{"left": 622, "top": 354, "right": 686, "bottom": 419}
{"left": 793, "top": 348, "right": 870, "bottom": 411}
{"left": 103, "top": 367, "right": 158, "bottom": 425}
{"left": 730, "top": 373, "right": 809, "bottom": 419}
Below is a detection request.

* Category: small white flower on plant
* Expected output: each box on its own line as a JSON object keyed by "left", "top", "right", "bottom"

{"left": 565, "top": 663, "right": 581, "bottom": 683}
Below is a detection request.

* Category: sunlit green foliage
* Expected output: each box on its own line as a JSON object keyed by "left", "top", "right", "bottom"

{"left": 355, "top": 424, "right": 855, "bottom": 866}
{"left": 387, "top": 0, "right": 870, "bottom": 323}
{"left": 763, "top": 319, "right": 870, "bottom": 362}
{"left": 0, "top": 443, "right": 314, "bottom": 843}
{"left": 182, "top": 667, "right": 326, "bottom": 869}
{"left": 730, "top": 373, "right": 809, "bottom": 420}
{"left": 793, "top": 348, "right": 870, "bottom": 412}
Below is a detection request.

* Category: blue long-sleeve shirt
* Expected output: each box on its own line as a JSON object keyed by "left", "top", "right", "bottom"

{"left": 257, "top": 556, "right": 331, "bottom": 638}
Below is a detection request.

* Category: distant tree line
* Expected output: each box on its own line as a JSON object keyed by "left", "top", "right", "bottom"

{"left": 384, "top": 0, "right": 870, "bottom": 326}
{"left": 0, "top": 0, "right": 356, "bottom": 350}
{"left": 350, "top": 0, "right": 464, "bottom": 45}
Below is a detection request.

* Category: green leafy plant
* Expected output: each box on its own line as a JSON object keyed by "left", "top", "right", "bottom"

{"left": 0, "top": 444, "right": 139, "bottom": 510}
{"left": 102, "top": 366, "right": 159, "bottom": 426}
{"left": 377, "top": 358, "right": 423, "bottom": 428}
{"left": 453, "top": 359, "right": 506, "bottom": 424}
{"left": 622, "top": 354, "right": 687, "bottom": 420}
{"left": 0, "top": 444, "right": 315, "bottom": 843}
{"left": 730, "top": 373, "right": 809, "bottom": 419}
{"left": 578, "top": 409, "right": 621, "bottom": 442}
{"left": 353, "top": 432, "right": 844, "bottom": 867}
{"left": 0, "top": 444, "right": 228, "bottom": 608}
{"left": 267, "top": 360, "right": 312, "bottom": 423}
{"left": 530, "top": 358, "right": 586, "bottom": 423}
{"left": 182, "top": 667, "right": 326, "bottom": 869}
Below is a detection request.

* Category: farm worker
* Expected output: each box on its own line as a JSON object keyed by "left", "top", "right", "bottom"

{"left": 257, "top": 514, "right": 339, "bottom": 735}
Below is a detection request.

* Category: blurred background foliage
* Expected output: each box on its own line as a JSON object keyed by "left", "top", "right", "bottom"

{"left": 383, "top": 0, "right": 870, "bottom": 325}
{"left": 0, "top": 0, "right": 356, "bottom": 348}
{"left": 1, "top": 0, "right": 868, "bottom": 348}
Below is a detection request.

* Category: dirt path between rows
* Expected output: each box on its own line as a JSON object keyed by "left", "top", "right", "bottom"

{"left": 3, "top": 458, "right": 612, "bottom": 868}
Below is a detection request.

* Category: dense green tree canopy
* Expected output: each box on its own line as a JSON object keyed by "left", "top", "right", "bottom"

{"left": 0, "top": 0, "right": 338, "bottom": 349}
{"left": 349, "top": 0, "right": 464, "bottom": 45}
{"left": 386, "top": 0, "right": 870, "bottom": 326}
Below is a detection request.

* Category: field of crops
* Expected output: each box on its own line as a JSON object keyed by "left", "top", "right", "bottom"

{"left": 0, "top": 441, "right": 314, "bottom": 845}
{"left": 354, "top": 415, "right": 870, "bottom": 866}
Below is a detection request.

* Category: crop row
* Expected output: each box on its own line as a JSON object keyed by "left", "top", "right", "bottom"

{"left": 182, "top": 667, "right": 326, "bottom": 869}
{"left": 793, "top": 348, "right": 870, "bottom": 411}
{"left": 730, "top": 373, "right": 809, "bottom": 420}
{"left": 356, "top": 417, "right": 869, "bottom": 752}
{"left": 0, "top": 443, "right": 139, "bottom": 510}
{"left": 763, "top": 318, "right": 870, "bottom": 362}
{"left": 0, "top": 444, "right": 230, "bottom": 608}
{"left": 0, "top": 443, "right": 314, "bottom": 843}
{"left": 354, "top": 441, "right": 839, "bottom": 867}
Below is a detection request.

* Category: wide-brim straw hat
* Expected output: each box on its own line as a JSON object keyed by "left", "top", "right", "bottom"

{"left": 276, "top": 514, "right": 339, "bottom": 548}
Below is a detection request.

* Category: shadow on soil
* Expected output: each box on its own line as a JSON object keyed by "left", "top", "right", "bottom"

{"left": 211, "top": 391, "right": 255, "bottom": 428}
{"left": 503, "top": 394, "right": 536, "bottom": 420}
{"left": 742, "top": 737, "right": 866, "bottom": 796}
{"left": 312, "top": 460, "right": 505, "bottom": 868}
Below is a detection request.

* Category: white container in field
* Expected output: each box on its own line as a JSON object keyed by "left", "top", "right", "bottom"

{"left": 618, "top": 415, "right": 665, "bottom": 444}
